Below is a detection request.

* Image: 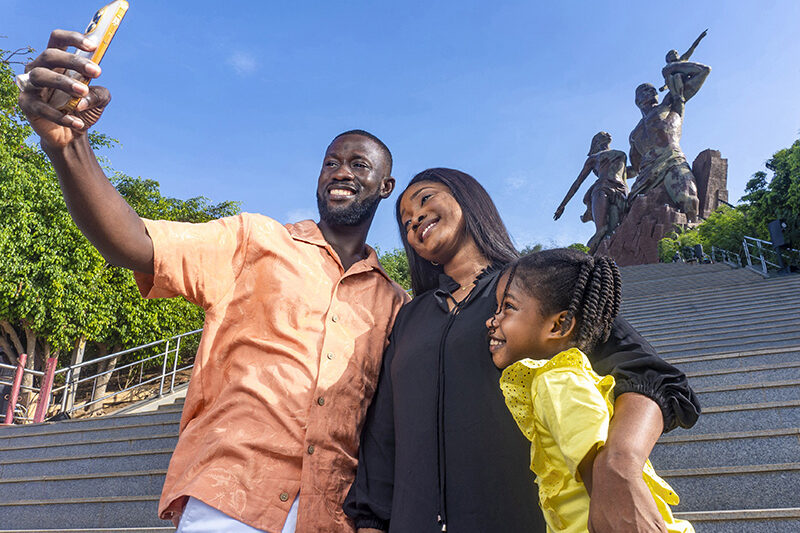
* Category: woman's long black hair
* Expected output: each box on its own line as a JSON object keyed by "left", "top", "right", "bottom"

{"left": 396, "top": 168, "right": 519, "bottom": 296}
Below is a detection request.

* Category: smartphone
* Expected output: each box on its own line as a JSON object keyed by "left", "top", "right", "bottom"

{"left": 47, "top": 0, "right": 129, "bottom": 112}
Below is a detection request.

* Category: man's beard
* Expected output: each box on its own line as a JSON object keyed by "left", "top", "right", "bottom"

{"left": 317, "top": 190, "right": 381, "bottom": 226}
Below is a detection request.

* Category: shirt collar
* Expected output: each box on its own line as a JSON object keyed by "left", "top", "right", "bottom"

{"left": 285, "top": 219, "right": 393, "bottom": 283}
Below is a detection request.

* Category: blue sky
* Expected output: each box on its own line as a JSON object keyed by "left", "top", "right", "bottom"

{"left": 4, "top": 1, "right": 800, "bottom": 252}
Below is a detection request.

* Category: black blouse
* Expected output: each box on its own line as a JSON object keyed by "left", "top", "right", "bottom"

{"left": 344, "top": 268, "right": 700, "bottom": 532}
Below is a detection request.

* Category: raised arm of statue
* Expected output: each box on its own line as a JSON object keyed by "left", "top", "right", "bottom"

{"left": 554, "top": 158, "right": 594, "bottom": 220}
{"left": 662, "top": 60, "right": 711, "bottom": 103}
{"left": 680, "top": 29, "right": 708, "bottom": 61}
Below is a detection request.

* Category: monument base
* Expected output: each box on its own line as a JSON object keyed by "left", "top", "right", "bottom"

{"left": 594, "top": 186, "right": 687, "bottom": 266}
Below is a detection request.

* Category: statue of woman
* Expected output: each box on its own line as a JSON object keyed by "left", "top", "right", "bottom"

{"left": 554, "top": 131, "right": 629, "bottom": 253}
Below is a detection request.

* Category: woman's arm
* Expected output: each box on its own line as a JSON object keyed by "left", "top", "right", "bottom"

{"left": 586, "top": 317, "right": 699, "bottom": 532}
{"left": 343, "top": 332, "right": 399, "bottom": 532}
{"left": 588, "top": 393, "right": 667, "bottom": 533}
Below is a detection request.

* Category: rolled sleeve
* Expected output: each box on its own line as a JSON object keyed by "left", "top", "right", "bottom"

{"left": 589, "top": 316, "right": 701, "bottom": 432}
{"left": 133, "top": 215, "right": 252, "bottom": 309}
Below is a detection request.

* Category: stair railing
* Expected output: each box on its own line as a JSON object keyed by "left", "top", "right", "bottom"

{"left": 0, "top": 357, "right": 44, "bottom": 424}
{"left": 710, "top": 246, "right": 742, "bottom": 268}
{"left": 742, "top": 236, "right": 800, "bottom": 277}
{"left": 48, "top": 328, "right": 202, "bottom": 418}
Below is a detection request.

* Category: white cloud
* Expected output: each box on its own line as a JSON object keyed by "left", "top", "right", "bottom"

{"left": 228, "top": 51, "right": 258, "bottom": 76}
{"left": 286, "top": 208, "right": 317, "bottom": 223}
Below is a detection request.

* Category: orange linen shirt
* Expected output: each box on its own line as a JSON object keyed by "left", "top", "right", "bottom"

{"left": 134, "top": 214, "right": 409, "bottom": 533}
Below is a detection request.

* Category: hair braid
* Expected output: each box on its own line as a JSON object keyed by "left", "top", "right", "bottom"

{"left": 576, "top": 262, "right": 604, "bottom": 350}
{"left": 562, "top": 258, "right": 594, "bottom": 336}
{"left": 509, "top": 248, "right": 624, "bottom": 356}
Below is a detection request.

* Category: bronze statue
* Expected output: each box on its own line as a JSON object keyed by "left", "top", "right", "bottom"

{"left": 659, "top": 29, "right": 708, "bottom": 92}
{"left": 554, "top": 131, "right": 629, "bottom": 253}
{"left": 627, "top": 48, "right": 711, "bottom": 222}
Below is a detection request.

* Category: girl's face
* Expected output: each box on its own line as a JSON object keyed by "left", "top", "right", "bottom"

{"left": 486, "top": 271, "right": 568, "bottom": 369}
{"left": 398, "top": 181, "right": 471, "bottom": 265}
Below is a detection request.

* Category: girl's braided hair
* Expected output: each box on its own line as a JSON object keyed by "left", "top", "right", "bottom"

{"left": 508, "top": 248, "right": 622, "bottom": 353}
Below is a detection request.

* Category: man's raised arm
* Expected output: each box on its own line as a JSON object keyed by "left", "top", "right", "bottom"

{"left": 18, "top": 30, "right": 154, "bottom": 274}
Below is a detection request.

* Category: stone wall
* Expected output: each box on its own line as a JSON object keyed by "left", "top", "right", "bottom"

{"left": 595, "top": 185, "right": 687, "bottom": 266}
{"left": 692, "top": 149, "right": 729, "bottom": 218}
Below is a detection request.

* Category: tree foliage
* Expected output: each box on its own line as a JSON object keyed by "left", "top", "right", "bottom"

{"left": 377, "top": 247, "right": 411, "bottom": 291}
{"left": 658, "top": 137, "right": 800, "bottom": 262}
{"left": 0, "top": 52, "right": 240, "bottom": 396}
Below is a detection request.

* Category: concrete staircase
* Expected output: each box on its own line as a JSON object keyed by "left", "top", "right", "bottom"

{"left": 0, "top": 393, "right": 183, "bottom": 532}
{"left": 1, "top": 262, "right": 797, "bottom": 531}
{"left": 622, "top": 262, "right": 800, "bottom": 532}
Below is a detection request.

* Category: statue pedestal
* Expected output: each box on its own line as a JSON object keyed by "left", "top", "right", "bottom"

{"left": 595, "top": 186, "right": 686, "bottom": 266}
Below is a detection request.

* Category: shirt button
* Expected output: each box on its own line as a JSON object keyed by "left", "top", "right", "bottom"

{"left": 326, "top": 352, "right": 335, "bottom": 360}
{"left": 307, "top": 444, "right": 315, "bottom": 455}
{"left": 331, "top": 314, "right": 339, "bottom": 323}
{"left": 279, "top": 492, "right": 289, "bottom": 502}
{"left": 317, "top": 397, "right": 325, "bottom": 406}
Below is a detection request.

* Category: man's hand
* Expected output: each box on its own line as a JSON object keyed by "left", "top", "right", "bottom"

{"left": 587, "top": 448, "right": 667, "bottom": 533}
{"left": 17, "top": 30, "right": 109, "bottom": 149}
{"left": 554, "top": 205, "right": 565, "bottom": 220}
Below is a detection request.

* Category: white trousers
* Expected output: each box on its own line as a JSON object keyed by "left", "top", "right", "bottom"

{"left": 176, "top": 495, "right": 298, "bottom": 533}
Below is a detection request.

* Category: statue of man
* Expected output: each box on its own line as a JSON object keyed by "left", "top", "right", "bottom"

{"left": 554, "top": 131, "right": 629, "bottom": 253}
{"left": 628, "top": 59, "right": 711, "bottom": 222}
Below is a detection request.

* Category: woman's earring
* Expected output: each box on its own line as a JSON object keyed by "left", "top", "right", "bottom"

{"left": 431, "top": 261, "right": 440, "bottom": 266}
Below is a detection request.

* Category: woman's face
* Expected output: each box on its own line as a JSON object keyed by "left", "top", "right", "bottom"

{"left": 398, "top": 181, "right": 470, "bottom": 265}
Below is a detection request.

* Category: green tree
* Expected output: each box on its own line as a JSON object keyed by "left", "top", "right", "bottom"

{"left": 740, "top": 139, "right": 800, "bottom": 247}
{"left": 377, "top": 247, "right": 411, "bottom": 291}
{"left": 0, "top": 51, "right": 239, "bottom": 410}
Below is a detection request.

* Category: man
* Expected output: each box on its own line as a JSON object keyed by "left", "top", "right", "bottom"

{"left": 18, "top": 30, "right": 408, "bottom": 533}
{"left": 627, "top": 58, "right": 710, "bottom": 223}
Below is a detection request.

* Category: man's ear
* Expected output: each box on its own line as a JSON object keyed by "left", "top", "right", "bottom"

{"left": 380, "top": 175, "right": 395, "bottom": 199}
{"left": 548, "top": 311, "right": 575, "bottom": 339}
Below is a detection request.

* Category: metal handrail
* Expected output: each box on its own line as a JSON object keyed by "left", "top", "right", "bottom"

{"left": 710, "top": 246, "right": 742, "bottom": 268}
{"left": 0, "top": 329, "right": 202, "bottom": 424}
{"left": 742, "top": 236, "right": 800, "bottom": 277}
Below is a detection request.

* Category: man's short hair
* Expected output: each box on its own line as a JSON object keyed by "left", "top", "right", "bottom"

{"left": 332, "top": 129, "right": 393, "bottom": 174}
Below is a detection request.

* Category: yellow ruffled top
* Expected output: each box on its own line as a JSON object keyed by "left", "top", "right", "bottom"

{"left": 499, "top": 348, "right": 693, "bottom": 533}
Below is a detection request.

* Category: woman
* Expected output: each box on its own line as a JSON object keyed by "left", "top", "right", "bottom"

{"left": 344, "top": 168, "right": 700, "bottom": 532}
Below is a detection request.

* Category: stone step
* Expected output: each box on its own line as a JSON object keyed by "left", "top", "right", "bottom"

{"left": 621, "top": 273, "right": 799, "bottom": 304}
{"left": 624, "top": 293, "right": 800, "bottom": 320}
{"left": 622, "top": 283, "right": 800, "bottom": 312}
{"left": 0, "top": 420, "right": 179, "bottom": 448}
{"left": 674, "top": 508, "right": 800, "bottom": 533}
{"left": 694, "top": 379, "right": 800, "bottom": 408}
{"left": 0, "top": 470, "right": 166, "bottom": 503}
{"left": 688, "top": 400, "right": 800, "bottom": 434}
{"left": 661, "top": 463, "right": 800, "bottom": 511}
{"left": 664, "top": 346, "right": 800, "bottom": 374}
{"left": 0, "top": 433, "right": 178, "bottom": 461}
{"left": 658, "top": 335, "right": 800, "bottom": 358}
{"left": 630, "top": 309, "right": 799, "bottom": 336}
{"left": 642, "top": 319, "right": 800, "bottom": 344}
{"left": 627, "top": 308, "right": 800, "bottom": 334}
{"left": 622, "top": 275, "right": 792, "bottom": 300}
{"left": 652, "top": 428, "right": 800, "bottom": 470}
{"left": 0, "top": 408, "right": 182, "bottom": 437}
{"left": 0, "top": 449, "right": 173, "bottom": 478}
{"left": 685, "top": 361, "right": 800, "bottom": 388}
{"left": 0, "top": 495, "right": 166, "bottom": 529}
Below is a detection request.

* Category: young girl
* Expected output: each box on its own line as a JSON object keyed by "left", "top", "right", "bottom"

{"left": 486, "top": 248, "right": 694, "bottom": 533}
